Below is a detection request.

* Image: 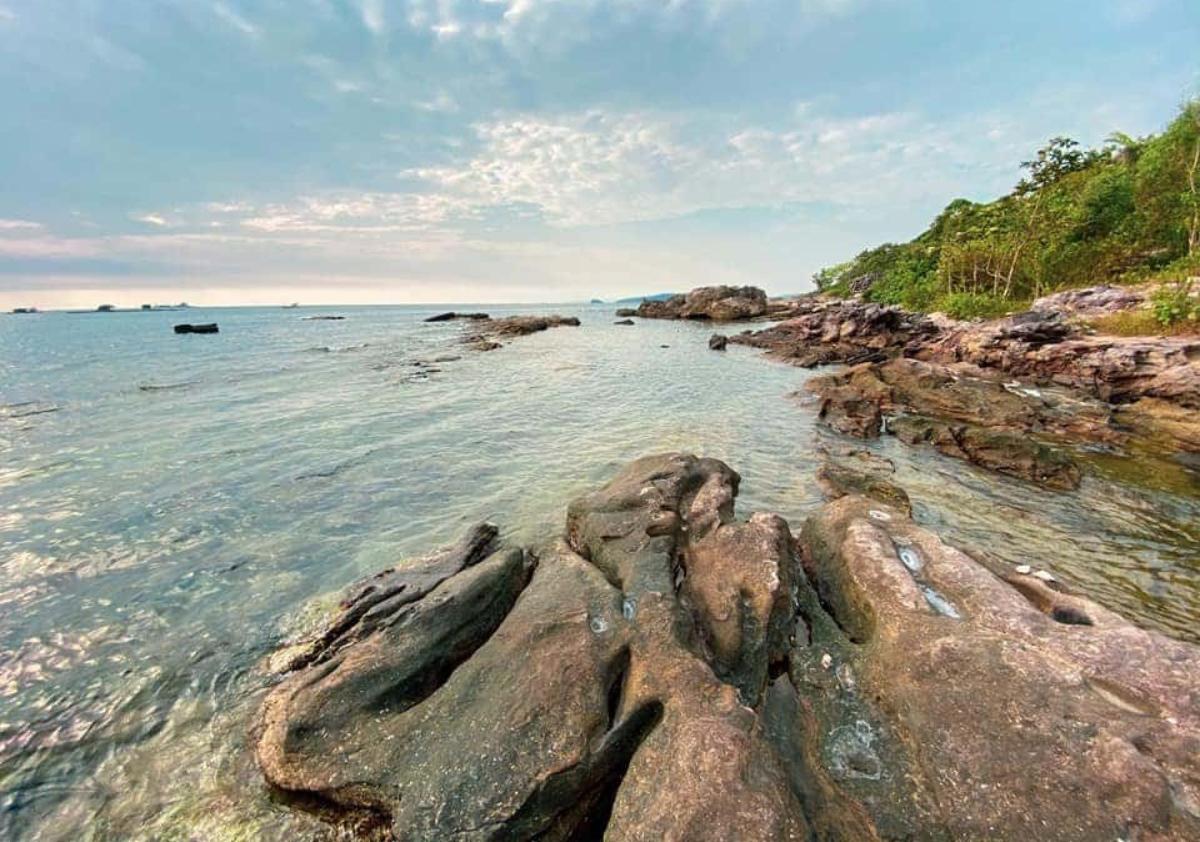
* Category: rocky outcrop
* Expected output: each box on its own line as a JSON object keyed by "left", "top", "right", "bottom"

{"left": 708, "top": 333, "right": 727, "bottom": 351}
{"left": 795, "top": 494, "right": 1200, "bottom": 840}
{"left": 614, "top": 308, "right": 637, "bottom": 318}
{"left": 731, "top": 297, "right": 938, "bottom": 366}
{"left": 258, "top": 454, "right": 811, "bottom": 840}
{"left": 922, "top": 309, "right": 1200, "bottom": 413}
{"left": 423, "top": 311, "right": 491, "bottom": 322}
{"left": 1031, "top": 284, "right": 1144, "bottom": 317}
{"left": 173, "top": 323, "right": 219, "bottom": 334}
{"left": 805, "top": 357, "right": 1124, "bottom": 488}
{"left": 256, "top": 455, "right": 1200, "bottom": 841}
{"left": 636, "top": 285, "right": 768, "bottom": 321}
{"left": 462, "top": 315, "right": 581, "bottom": 350}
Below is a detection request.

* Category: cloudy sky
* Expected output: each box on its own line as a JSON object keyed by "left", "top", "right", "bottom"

{"left": 0, "top": 0, "right": 1196, "bottom": 307}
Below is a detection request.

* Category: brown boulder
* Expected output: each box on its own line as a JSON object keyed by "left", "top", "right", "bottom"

{"left": 795, "top": 494, "right": 1200, "bottom": 840}
{"left": 635, "top": 286, "right": 768, "bottom": 321}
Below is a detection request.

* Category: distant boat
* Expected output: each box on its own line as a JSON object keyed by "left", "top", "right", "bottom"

{"left": 11, "top": 307, "right": 38, "bottom": 314}
{"left": 284, "top": 303, "right": 299, "bottom": 308}
{"left": 97, "top": 304, "right": 115, "bottom": 312}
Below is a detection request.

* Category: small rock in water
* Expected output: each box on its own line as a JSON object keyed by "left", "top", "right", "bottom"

{"left": 1034, "top": 570, "right": 1056, "bottom": 582}
{"left": 1015, "top": 564, "right": 1032, "bottom": 575}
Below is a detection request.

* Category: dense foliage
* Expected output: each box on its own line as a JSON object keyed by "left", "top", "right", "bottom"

{"left": 816, "top": 101, "right": 1200, "bottom": 320}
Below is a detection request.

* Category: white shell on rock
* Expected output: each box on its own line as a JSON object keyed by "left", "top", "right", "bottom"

{"left": 1015, "top": 564, "right": 1033, "bottom": 575}
{"left": 1034, "top": 570, "right": 1056, "bottom": 582}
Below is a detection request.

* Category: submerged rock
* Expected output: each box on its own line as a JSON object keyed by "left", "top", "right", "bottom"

{"left": 614, "top": 318, "right": 635, "bottom": 325}
{"left": 614, "top": 308, "right": 637, "bottom": 317}
{"left": 462, "top": 315, "right": 581, "bottom": 350}
{"left": 708, "top": 333, "right": 728, "bottom": 351}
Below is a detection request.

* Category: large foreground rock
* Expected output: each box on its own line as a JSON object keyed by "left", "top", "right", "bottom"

{"left": 795, "top": 494, "right": 1200, "bottom": 840}
{"left": 257, "top": 455, "right": 811, "bottom": 839}
{"left": 636, "top": 285, "right": 769, "bottom": 321}
{"left": 256, "top": 455, "right": 1200, "bottom": 840}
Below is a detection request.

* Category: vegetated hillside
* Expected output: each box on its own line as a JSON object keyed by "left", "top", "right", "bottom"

{"left": 816, "top": 100, "right": 1200, "bottom": 320}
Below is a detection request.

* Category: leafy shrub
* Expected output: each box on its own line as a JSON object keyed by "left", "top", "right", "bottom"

{"left": 1150, "top": 280, "right": 1200, "bottom": 326}
{"left": 930, "top": 292, "right": 1022, "bottom": 320}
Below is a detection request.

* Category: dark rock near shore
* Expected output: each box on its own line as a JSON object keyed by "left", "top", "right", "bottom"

{"left": 708, "top": 333, "right": 727, "bottom": 350}
{"left": 614, "top": 318, "right": 635, "bottom": 325}
{"left": 173, "top": 323, "right": 218, "bottom": 334}
{"left": 301, "top": 315, "right": 345, "bottom": 321}
{"left": 424, "top": 311, "right": 491, "bottom": 322}
{"left": 461, "top": 314, "right": 580, "bottom": 350}
{"left": 636, "top": 285, "right": 769, "bottom": 321}
{"left": 615, "top": 308, "right": 637, "bottom": 317}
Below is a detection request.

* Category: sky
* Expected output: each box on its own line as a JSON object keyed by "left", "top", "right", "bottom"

{"left": 0, "top": 0, "right": 1197, "bottom": 308}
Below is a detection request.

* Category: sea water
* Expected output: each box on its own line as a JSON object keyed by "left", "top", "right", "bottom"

{"left": 2, "top": 303, "right": 1198, "bottom": 839}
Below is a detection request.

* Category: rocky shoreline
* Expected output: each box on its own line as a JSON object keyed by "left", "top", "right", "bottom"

{"left": 248, "top": 286, "right": 1200, "bottom": 839}
{"left": 255, "top": 452, "right": 1200, "bottom": 840}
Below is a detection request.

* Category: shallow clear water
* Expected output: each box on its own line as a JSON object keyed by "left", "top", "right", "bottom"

{"left": 2, "top": 304, "right": 1198, "bottom": 839}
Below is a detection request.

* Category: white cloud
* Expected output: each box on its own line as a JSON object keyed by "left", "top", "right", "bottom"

{"left": 0, "top": 6, "right": 15, "bottom": 23}
{"left": 212, "top": 2, "right": 259, "bottom": 37}
{"left": 404, "top": 106, "right": 1015, "bottom": 227}
{"left": 0, "top": 219, "right": 41, "bottom": 230}
{"left": 133, "top": 214, "right": 170, "bottom": 227}
{"left": 360, "top": 0, "right": 386, "bottom": 34}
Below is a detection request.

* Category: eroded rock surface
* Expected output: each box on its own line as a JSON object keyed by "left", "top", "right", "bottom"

{"left": 635, "top": 285, "right": 769, "bottom": 321}
{"left": 256, "top": 455, "right": 1200, "bottom": 841}
{"left": 794, "top": 494, "right": 1200, "bottom": 841}
{"left": 731, "top": 298, "right": 938, "bottom": 366}
{"left": 258, "top": 454, "right": 810, "bottom": 840}
{"left": 805, "top": 357, "right": 1123, "bottom": 488}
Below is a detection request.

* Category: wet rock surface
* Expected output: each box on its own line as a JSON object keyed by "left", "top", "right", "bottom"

{"left": 256, "top": 454, "right": 1200, "bottom": 840}
{"left": 635, "top": 285, "right": 769, "bottom": 321}
{"left": 462, "top": 315, "right": 581, "bottom": 350}
{"left": 804, "top": 357, "right": 1112, "bottom": 488}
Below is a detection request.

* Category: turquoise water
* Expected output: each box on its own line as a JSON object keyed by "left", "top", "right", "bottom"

{"left": 2, "top": 304, "right": 1198, "bottom": 839}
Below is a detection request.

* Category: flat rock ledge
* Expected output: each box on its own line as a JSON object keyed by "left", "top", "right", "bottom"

{"left": 255, "top": 454, "right": 1200, "bottom": 841}
{"left": 462, "top": 315, "right": 581, "bottom": 351}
